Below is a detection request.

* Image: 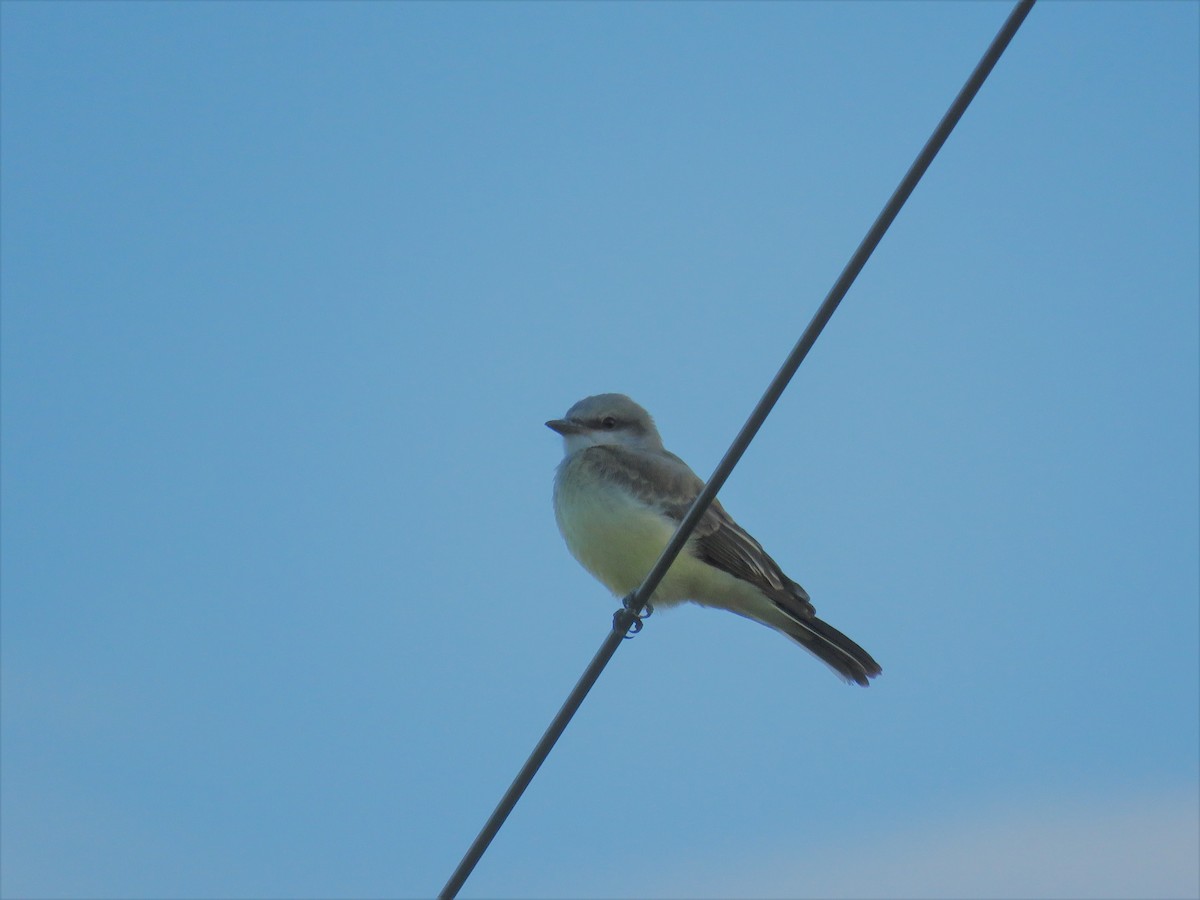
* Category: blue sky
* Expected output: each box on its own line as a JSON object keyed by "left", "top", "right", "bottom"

{"left": 2, "top": 2, "right": 1197, "bottom": 898}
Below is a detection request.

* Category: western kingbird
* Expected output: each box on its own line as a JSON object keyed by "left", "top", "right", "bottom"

{"left": 547, "top": 393, "right": 881, "bottom": 686}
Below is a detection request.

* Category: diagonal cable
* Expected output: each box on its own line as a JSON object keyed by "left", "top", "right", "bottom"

{"left": 440, "top": 2, "right": 1035, "bottom": 896}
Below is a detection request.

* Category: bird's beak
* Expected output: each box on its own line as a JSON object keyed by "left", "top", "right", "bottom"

{"left": 546, "top": 419, "right": 583, "bottom": 435}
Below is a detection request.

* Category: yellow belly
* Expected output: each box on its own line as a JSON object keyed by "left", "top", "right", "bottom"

{"left": 553, "top": 457, "right": 692, "bottom": 604}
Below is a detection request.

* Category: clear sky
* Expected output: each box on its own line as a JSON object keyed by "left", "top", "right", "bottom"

{"left": 2, "top": 2, "right": 1197, "bottom": 898}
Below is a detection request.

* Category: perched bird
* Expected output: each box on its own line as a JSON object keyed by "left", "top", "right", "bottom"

{"left": 547, "top": 393, "right": 881, "bottom": 686}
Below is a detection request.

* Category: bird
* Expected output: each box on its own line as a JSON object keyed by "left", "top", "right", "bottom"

{"left": 547, "top": 393, "right": 881, "bottom": 686}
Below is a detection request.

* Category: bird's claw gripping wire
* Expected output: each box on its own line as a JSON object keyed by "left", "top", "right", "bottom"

{"left": 614, "top": 593, "right": 653, "bottom": 638}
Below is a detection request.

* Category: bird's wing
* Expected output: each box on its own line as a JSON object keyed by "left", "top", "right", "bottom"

{"left": 580, "top": 445, "right": 813, "bottom": 615}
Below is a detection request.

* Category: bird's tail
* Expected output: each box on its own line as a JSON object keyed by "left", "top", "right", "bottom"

{"left": 779, "top": 614, "right": 882, "bottom": 687}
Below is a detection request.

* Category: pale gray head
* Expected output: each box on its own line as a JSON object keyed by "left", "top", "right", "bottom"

{"left": 546, "top": 393, "right": 665, "bottom": 454}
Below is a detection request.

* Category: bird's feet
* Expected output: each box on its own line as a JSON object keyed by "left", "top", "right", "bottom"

{"left": 614, "top": 593, "right": 654, "bottom": 637}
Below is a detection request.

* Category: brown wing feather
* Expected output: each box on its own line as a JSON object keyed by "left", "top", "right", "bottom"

{"left": 579, "top": 445, "right": 814, "bottom": 618}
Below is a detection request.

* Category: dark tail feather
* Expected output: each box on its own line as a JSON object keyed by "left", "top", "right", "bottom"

{"left": 781, "top": 614, "right": 882, "bottom": 687}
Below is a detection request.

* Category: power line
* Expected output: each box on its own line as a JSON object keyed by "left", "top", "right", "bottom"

{"left": 439, "top": 2, "right": 1035, "bottom": 896}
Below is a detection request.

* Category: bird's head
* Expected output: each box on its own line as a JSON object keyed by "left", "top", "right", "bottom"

{"left": 546, "top": 393, "right": 665, "bottom": 454}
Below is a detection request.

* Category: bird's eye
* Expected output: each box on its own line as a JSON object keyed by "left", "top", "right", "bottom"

{"left": 601, "top": 416, "right": 617, "bottom": 430}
